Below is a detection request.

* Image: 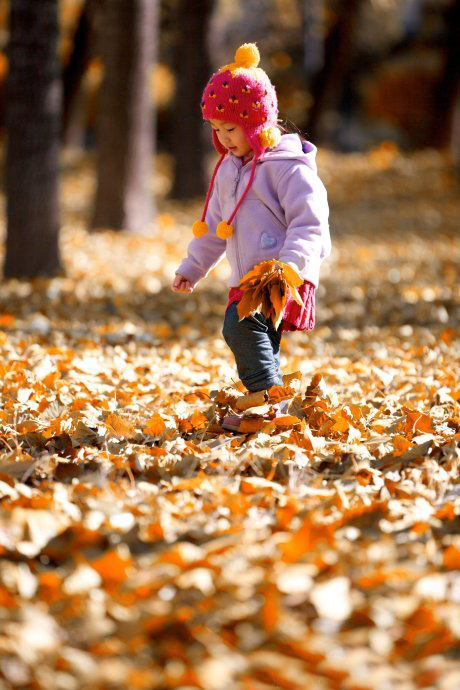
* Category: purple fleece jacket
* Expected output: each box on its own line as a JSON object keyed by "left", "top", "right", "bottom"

{"left": 177, "top": 134, "right": 331, "bottom": 288}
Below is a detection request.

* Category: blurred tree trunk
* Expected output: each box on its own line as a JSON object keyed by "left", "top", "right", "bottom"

{"left": 430, "top": 0, "right": 460, "bottom": 151}
{"left": 302, "top": 0, "right": 325, "bottom": 76}
{"left": 451, "top": 90, "right": 460, "bottom": 167}
{"left": 170, "top": 0, "right": 213, "bottom": 200}
{"left": 62, "top": 0, "right": 104, "bottom": 143}
{"left": 307, "top": 0, "right": 364, "bottom": 140}
{"left": 4, "top": 0, "right": 62, "bottom": 278}
{"left": 91, "top": 0, "right": 157, "bottom": 233}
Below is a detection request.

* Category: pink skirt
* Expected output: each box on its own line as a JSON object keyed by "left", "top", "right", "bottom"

{"left": 227, "top": 280, "right": 316, "bottom": 333}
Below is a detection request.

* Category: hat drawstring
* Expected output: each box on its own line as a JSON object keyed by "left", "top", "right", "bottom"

{"left": 216, "top": 155, "right": 259, "bottom": 240}
{"left": 192, "top": 152, "right": 226, "bottom": 238}
{"left": 193, "top": 153, "right": 260, "bottom": 241}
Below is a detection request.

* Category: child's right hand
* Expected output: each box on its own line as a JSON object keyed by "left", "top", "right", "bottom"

{"left": 172, "top": 273, "right": 194, "bottom": 293}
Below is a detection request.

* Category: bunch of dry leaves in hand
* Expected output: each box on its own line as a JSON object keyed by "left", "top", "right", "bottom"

{"left": 237, "top": 261, "right": 303, "bottom": 329}
{"left": 0, "top": 146, "right": 458, "bottom": 689}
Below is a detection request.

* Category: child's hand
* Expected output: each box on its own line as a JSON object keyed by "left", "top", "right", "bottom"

{"left": 172, "top": 273, "right": 194, "bottom": 293}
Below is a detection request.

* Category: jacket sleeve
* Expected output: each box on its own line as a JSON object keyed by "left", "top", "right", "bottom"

{"left": 176, "top": 182, "right": 226, "bottom": 286}
{"left": 277, "top": 162, "right": 331, "bottom": 288}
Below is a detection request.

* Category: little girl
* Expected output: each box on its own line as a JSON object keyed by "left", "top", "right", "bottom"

{"left": 172, "top": 43, "right": 331, "bottom": 431}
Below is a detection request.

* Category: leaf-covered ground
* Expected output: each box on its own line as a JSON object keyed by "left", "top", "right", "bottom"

{"left": 0, "top": 146, "right": 459, "bottom": 690}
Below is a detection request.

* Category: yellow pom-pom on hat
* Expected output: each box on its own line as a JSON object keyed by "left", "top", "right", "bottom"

{"left": 234, "top": 43, "right": 260, "bottom": 69}
{"left": 259, "top": 126, "right": 281, "bottom": 150}
{"left": 193, "top": 220, "right": 208, "bottom": 238}
{"left": 216, "top": 221, "right": 234, "bottom": 239}
{"left": 219, "top": 42, "right": 261, "bottom": 74}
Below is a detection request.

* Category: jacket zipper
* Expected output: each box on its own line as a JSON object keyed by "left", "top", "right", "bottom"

{"left": 233, "top": 164, "right": 245, "bottom": 279}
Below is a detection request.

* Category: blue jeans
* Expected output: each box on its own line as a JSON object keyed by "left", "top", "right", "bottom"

{"left": 222, "top": 302, "right": 283, "bottom": 392}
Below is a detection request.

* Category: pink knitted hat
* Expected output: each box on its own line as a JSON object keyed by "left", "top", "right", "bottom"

{"left": 193, "top": 43, "right": 281, "bottom": 240}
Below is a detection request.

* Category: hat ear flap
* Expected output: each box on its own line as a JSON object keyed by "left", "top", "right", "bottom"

{"left": 259, "top": 126, "right": 281, "bottom": 150}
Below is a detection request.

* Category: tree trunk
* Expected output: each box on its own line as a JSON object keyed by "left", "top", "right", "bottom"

{"left": 170, "top": 0, "right": 213, "bottom": 200}
{"left": 62, "top": 0, "right": 104, "bottom": 144}
{"left": 302, "top": 0, "right": 325, "bottom": 76}
{"left": 306, "top": 0, "right": 364, "bottom": 141}
{"left": 91, "top": 0, "right": 157, "bottom": 233}
{"left": 450, "top": 86, "right": 460, "bottom": 168}
{"left": 430, "top": 0, "right": 460, "bottom": 149}
{"left": 4, "top": 0, "right": 62, "bottom": 278}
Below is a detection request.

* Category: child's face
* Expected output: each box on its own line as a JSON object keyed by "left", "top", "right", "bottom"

{"left": 209, "top": 120, "right": 252, "bottom": 157}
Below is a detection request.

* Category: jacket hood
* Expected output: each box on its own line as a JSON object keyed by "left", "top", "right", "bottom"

{"left": 193, "top": 133, "right": 319, "bottom": 241}
{"left": 258, "top": 133, "right": 318, "bottom": 170}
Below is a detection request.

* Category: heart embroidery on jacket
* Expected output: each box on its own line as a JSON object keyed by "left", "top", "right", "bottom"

{"left": 260, "top": 232, "right": 277, "bottom": 249}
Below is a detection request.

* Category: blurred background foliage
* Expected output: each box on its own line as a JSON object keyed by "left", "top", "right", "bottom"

{"left": 0, "top": 0, "right": 458, "bottom": 277}
{"left": 0, "top": 0, "right": 458, "bottom": 153}
{"left": 57, "top": 0, "right": 459, "bottom": 152}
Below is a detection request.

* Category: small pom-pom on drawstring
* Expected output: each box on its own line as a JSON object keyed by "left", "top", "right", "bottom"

{"left": 216, "top": 221, "right": 234, "bottom": 239}
{"left": 234, "top": 43, "right": 260, "bottom": 69}
{"left": 193, "top": 220, "right": 208, "bottom": 238}
{"left": 259, "top": 126, "right": 281, "bottom": 150}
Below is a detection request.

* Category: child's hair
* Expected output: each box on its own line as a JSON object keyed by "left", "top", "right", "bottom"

{"left": 277, "top": 118, "right": 309, "bottom": 144}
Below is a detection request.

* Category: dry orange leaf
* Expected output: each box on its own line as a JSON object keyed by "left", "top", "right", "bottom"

{"left": 267, "top": 385, "right": 295, "bottom": 403}
{"left": 403, "top": 410, "right": 435, "bottom": 438}
{"left": 304, "top": 373, "right": 322, "bottom": 402}
{"left": 288, "top": 430, "right": 313, "bottom": 450}
{"left": 282, "top": 370, "right": 302, "bottom": 386}
{"left": 277, "top": 500, "right": 298, "bottom": 529}
{"left": 235, "top": 389, "right": 267, "bottom": 411}
{"left": 270, "top": 415, "right": 302, "bottom": 429}
{"left": 143, "top": 413, "right": 166, "bottom": 436}
{"left": 105, "top": 413, "right": 135, "bottom": 438}
{"left": 0, "top": 314, "right": 15, "bottom": 326}
{"left": 239, "top": 417, "right": 267, "bottom": 433}
{"left": 393, "top": 434, "right": 413, "bottom": 456}
{"left": 214, "top": 388, "right": 242, "bottom": 406}
{"left": 443, "top": 545, "right": 460, "bottom": 570}
{"left": 262, "top": 586, "right": 279, "bottom": 632}
{"left": 43, "top": 417, "right": 64, "bottom": 439}
{"left": 178, "top": 418, "right": 193, "bottom": 433}
{"left": 38, "top": 572, "right": 62, "bottom": 589}
{"left": 91, "top": 549, "right": 132, "bottom": 583}
{"left": 330, "top": 410, "right": 350, "bottom": 434}
{"left": 189, "top": 410, "right": 208, "bottom": 430}
{"left": 280, "top": 519, "right": 334, "bottom": 563}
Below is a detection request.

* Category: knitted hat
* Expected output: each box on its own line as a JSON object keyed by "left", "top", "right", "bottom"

{"left": 193, "top": 43, "right": 281, "bottom": 240}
